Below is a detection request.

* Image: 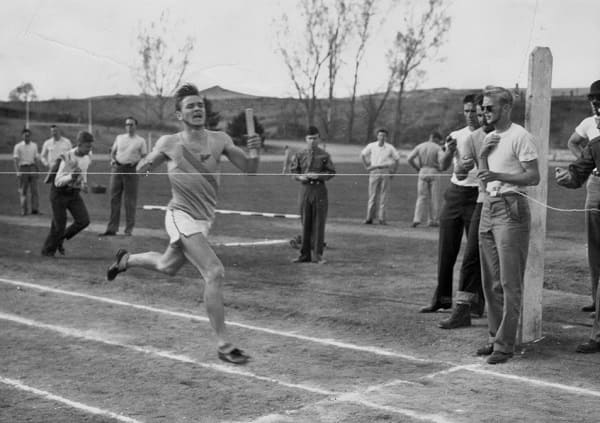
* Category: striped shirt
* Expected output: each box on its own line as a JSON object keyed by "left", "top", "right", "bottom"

{"left": 153, "top": 131, "right": 233, "bottom": 221}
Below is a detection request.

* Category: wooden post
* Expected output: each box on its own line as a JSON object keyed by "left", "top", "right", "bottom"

{"left": 88, "top": 98, "right": 92, "bottom": 133}
{"left": 520, "top": 47, "right": 552, "bottom": 343}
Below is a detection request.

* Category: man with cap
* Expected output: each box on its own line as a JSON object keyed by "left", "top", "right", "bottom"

{"left": 290, "top": 126, "right": 336, "bottom": 264}
{"left": 562, "top": 80, "right": 600, "bottom": 315}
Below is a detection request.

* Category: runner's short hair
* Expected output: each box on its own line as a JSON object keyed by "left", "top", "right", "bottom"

{"left": 376, "top": 128, "right": 388, "bottom": 135}
{"left": 22, "top": 128, "right": 31, "bottom": 135}
{"left": 175, "top": 83, "right": 201, "bottom": 111}
{"left": 125, "top": 116, "right": 138, "bottom": 125}
{"left": 430, "top": 131, "right": 443, "bottom": 141}
{"left": 307, "top": 125, "right": 319, "bottom": 136}
{"left": 77, "top": 131, "right": 94, "bottom": 144}
{"left": 483, "top": 86, "right": 514, "bottom": 107}
{"left": 463, "top": 94, "right": 476, "bottom": 104}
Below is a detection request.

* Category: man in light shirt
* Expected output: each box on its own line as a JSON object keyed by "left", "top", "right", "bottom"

{"left": 41, "top": 131, "right": 93, "bottom": 257}
{"left": 561, "top": 80, "right": 600, "bottom": 315}
{"left": 100, "top": 116, "right": 147, "bottom": 236}
{"left": 407, "top": 131, "right": 444, "bottom": 227}
{"left": 13, "top": 128, "right": 41, "bottom": 216}
{"left": 360, "top": 128, "right": 399, "bottom": 225}
{"left": 420, "top": 94, "right": 480, "bottom": 313}
{"left": 475, "top": 86, "right": 539, "bottom": 364}
{"left": 41, "top": 125, "right": 72, "bottom": 171}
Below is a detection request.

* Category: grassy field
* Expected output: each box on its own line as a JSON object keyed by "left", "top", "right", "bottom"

{"left": 0, "top": 157, "right": 599, "bottom": 422}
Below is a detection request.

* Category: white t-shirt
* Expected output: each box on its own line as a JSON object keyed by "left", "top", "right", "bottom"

{"left": 55, "top": 147, "right": 92, "bottom": 189}
{"left": 360, "top": 142, "right": 400, "bottom": 168}
{"left": 449, "top": 126, "right": 479, "bottom": 187}
{"left": 575, "top": 116, "right": 600, "bottom": 140}
{"left": 41, "top": 137, "right": 72, "bottom": 167}
{"left": 112, "top": 133, "right": 147, "bottom": 165}
{"left": 13, "top": 141, "right": 39, "bottom": 166}
{"left": 485, "top": 123, "right": 538, "bottom": 195}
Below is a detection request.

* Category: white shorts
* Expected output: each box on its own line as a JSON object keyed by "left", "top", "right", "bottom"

{"left": 165, "top": 209, "right": 212, "bottom": 246}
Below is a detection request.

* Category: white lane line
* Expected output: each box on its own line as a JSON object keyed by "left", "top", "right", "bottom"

{"left": 0, "top": 312, "right": 454, "bottom": 423}
{"left": 0, "top": 278, "right": 429, "bottom": 363}
{"left": 0, "top": 376, "right": 142, "bottom": 423}
{"left": 4, "top": 278, "right": 600, "bottom": 400}
{"left": 462, "top": 364, "right": 600, "bottom": 398}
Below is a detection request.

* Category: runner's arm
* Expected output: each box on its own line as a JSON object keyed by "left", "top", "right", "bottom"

{"left": 223, "top": 135, "right": 261, "bottom": 174}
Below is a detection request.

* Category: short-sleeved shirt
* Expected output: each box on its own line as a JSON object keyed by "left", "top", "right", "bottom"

{"left": 153, "top": 130, "right": 233, "bottom": 221}
{"left": 449, "top": 126, "right": 478, "bottom": 187}
{"left": 361, "top": 142, "right": 400, "bottom": 168}
{"left": 54, "top": 147, "right": 92, "bottom": 189}
{"left": 575, "top": 116, "right": 600, "bottom": 141}
{"left": 41, "top": 137, "right": 72, "bottom": 167}
{"left": 485, "top": 123, "right": 538, "bottom": 195}
{"left": 408, "top": 140, "right": 442, "bottom": 169}
{"left": 13, "top": 141, "right": 39, "bottom": 166}
{"left": 462, "top": 128, "right": 488, "bottom": 202}
{"left": 112, "top": 134, "right": 147, "bottom": 165}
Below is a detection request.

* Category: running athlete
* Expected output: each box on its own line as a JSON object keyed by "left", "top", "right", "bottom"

{"left": 106, "top": 83, "right": 260, "bottom": 364}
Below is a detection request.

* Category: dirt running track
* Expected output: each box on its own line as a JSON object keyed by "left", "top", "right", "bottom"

{"left": 1, "top": 215, "right": 600, "bottom": 422}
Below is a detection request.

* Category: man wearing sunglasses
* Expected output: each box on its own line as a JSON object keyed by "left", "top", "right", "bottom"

{"left": 555, "top": 80, "right": 600, "bottom": 354}
{"left": 420, "top": 94, "right": 480, "bottom": 314}
{"left": 475, "top": 87, "right": 539, "bottom": 364}
{"left": 559, "top": 80, "right": 600, "bottom": 316}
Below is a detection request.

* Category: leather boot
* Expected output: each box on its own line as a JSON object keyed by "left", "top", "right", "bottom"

{"left": 438, "top": 303, "right": 471, "bottom": 329}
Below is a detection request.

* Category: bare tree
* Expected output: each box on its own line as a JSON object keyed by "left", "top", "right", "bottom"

{"left": 361, "top": 77, "right": 395, "bottom": 142}
{"left": 346, "top": 0, "right": 377, "bottom": 143}
{"left": 276, "top": 0, "right": 331, "bottom": 127}
{"left": 9, "top": 82, "right": 37, "bottom": 102}
{"left": 134, "top": 11, "right": 194, "bottom": 124}
{"left": 319, "top": 0, "right": 353, "bottom": 138}
{"left": 387, "top": 0, "right": 451, "bottom": 145}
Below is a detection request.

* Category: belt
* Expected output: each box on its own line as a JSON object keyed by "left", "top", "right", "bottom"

{"left": 488, "top": 191, "right": 524, "bottom": 198}
{"left": 302, "top": 180, "right": 324, "bottom": 185}
{"left": 114, "top": 160, "right": 137, "bottom": 167}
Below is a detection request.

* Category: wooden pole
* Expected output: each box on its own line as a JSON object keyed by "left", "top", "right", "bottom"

{"left": 520, "top": 47, "right": 552, "bottom": 343}
{"left": 88, "top": 98, "right": 92, "bottom": 133}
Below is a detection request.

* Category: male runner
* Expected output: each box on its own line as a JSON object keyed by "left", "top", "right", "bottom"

{"left": 106, "top": 83, "right": 261, "bottom": 364}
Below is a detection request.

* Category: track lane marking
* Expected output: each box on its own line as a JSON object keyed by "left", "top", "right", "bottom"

{"left": 0, "top": 311, "right": 456, "bottom": 422}
{"left": 4, "top": 277, "right": 600, "bottom": 399}
{"left": 0, "top": 278, "right": 429, "bottom": 363}
{"left": 0, "top": 376, "right": 143, "bottom": 423}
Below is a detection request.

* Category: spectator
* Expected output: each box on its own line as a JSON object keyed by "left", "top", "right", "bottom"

{"left": 13, "top": 128, "right": 41, "bottom": 215}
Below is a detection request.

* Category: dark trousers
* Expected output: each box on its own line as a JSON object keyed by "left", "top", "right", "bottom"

{"left": 299, "top": 183, "right": 328, "bottom": 260}
{"left": 456, "top": 202, "right": 484, "bottom": 305}
{"left": 432, "top": 184, "right": 478, "bottom": 304}
{"left": 42, "top": 186, "right": 90, "bottom": 254}
{"left": 106, "top": 164, "right": 139, "bottom": 234}
{"left": 18, "top": 164, "right": 39, "bottom": 214}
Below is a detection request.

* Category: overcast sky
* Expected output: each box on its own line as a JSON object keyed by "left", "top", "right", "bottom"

{"left": 2, "top": 0, "right": 599, "bottom": 100}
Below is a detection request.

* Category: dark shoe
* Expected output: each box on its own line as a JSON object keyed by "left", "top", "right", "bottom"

{"left": 378, "top": 220, "right": 387, "bottom": 225}
{"left": 218, "top": 345, "right": 250, "bottom": 365}
{"left": 438, "top": 303, "right": 471, "bottom": 329}
{"left": 411, "top": 222, "right": 420, "bottom": 228}
{"left": 575, "top": 339, "right": 600, "bottom": 353}
{"left": 419, "top": 302, "right": 451, "bottom": 313}
{"left": 582, "top": 304, "right": 596, "bottom": 312}
{"left": 292, "top": 256, "right": 311, "bottom": 263}
{"left": 471, "top": 301, "right": 485, "bottom": 318}
{"left": 99, "top": 231, "right": 117, "bottom": 237}
{"left": 57, "top": 243, "right": 65, "bottom": 256}
{"left": 41, "top": 250, "right": 55, "bottom": 257}
{"left": 364, "top": 219, "right": 373, "bottom": 224}
{"left": 476, "top": 343, "right": 494, "bottom": 356}
{"left": 107, "top": 249, "right": 128, "bottom": 281}
{"left": 31, "top": 210, "right": 41, "bottom": 215}
{"left": 487, "top": 351, "right": 513, "bottom": 364}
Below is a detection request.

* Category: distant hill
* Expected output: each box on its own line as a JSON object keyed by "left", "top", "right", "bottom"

{"left": 0, "top": 85, "right": 593, "bottom": 152}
